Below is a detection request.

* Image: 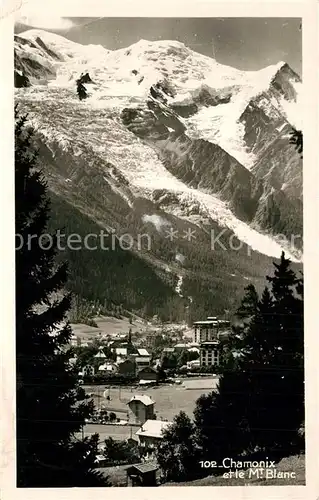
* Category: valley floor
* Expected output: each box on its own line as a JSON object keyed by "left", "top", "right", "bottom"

{"left": 84, "top": 377, "right": 219, "bottom": 422}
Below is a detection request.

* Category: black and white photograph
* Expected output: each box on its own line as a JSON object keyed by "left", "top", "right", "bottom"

{"left": 3, "top": 5, "right": 315, "bottom": 493}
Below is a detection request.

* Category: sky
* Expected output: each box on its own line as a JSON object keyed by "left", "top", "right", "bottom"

{"left": 15, "top": 17, "right": 302, "bottom": 75}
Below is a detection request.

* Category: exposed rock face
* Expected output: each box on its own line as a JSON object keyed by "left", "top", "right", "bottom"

{"left": 14, "top": 70, "right": 31, "bottom": 88}
{"left": 77, "top": 72, "right": 94, "bottom": 84}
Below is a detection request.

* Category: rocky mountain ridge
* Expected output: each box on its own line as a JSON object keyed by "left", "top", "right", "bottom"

{"left": 14, "top": 29, "right": 303, "bottom": 320}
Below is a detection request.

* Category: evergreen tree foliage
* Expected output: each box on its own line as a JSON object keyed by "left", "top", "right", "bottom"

{"left": 177, "top": 349, "right": 189, "bottom": 369}
{"left": 15, "top": 109, "right": 108, "bottom": 487}
{"left": 235, "top": 283, "right": 259, "bottom": 321}
{"left": 156, "top": 412, "right": 199, "bottom": 483}
{"left": 194, "top": 252, "right": 304, "bottom": 469}
{"left": 289, "top": 128, "right": 303, "bottom": 158}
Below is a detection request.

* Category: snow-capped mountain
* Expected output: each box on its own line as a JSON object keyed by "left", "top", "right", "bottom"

{"left": 15, "top": 29, "right": 303, "bottom": 318}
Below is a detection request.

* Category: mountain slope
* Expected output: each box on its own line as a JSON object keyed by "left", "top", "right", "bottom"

{"left": 15, "top": 30, "right": 303, "bottom": 320}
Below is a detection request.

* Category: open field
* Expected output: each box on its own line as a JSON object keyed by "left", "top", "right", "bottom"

{"left": 163, "top": 455, "right": 305, "bottom": 486}
{"left": 95, "top": 464, "right": 130, "bottom": 486}
{"left": 71, "top": 316, "right": 194, "bottom": 342}
{"left": 84, "top": 377, "right": 219, "bottom": 421}
{"left": 79, "top": 423, "right": 140, "bottom": 442}
{"left": 70, "top": 315, "right": 148, "bottom": 340}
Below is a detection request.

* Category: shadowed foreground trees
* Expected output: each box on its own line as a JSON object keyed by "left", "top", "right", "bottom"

{"left": 157, "top": 253, "right": 304, "bottom": 483}
{"left": 15, "top": 109, "right": 108, "bottom": 487}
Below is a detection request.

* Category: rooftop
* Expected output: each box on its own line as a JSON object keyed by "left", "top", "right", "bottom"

{"left": 98, "top": 363, "right": 116, "bottom": 371}
{"left": 136, "top": 419, "right": 173, "bottom": 439}
{"left": 94, "top": 350, "right": 106, "bottom": 358}
{"left": 134, "top": 356, "right": 151, "bottom": 363}
{"left": 193, "top": 320, "right": 219, "bottom": 325}
{"left": 194, "top": 319, "right": 230, "bottom": 326}
{"left": 137, "top": 348, "right": 150, "bottom": 356}
{"left": 201, "top": 341, "right": 219, "bottom": 345}
{"left": 116, "top": 348, "right": 127, "bottom": 355}
{"left": 128, "top": 395, "right": 155, "bottom": 406}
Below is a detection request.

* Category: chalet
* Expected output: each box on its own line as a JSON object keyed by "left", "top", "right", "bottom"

{"left": 126, "top": 462, "right": 159, "bottom": 487}
{"left": 186, "top": 359, "right": 200, "bottom": 370}
{"left": 173, "top": 343, "right": 190, "bottom": 351}
{"left": 78, "top": 364, "right": 95, "bottom": 377}
{"left": 98, "top": 362, "right": 118, "bottom": 373}
{"left": 161, "top": 347, "right": 175, "bottom": 359}
{"left": 137, "top": 366, "right": 158, "bottom": 385}
{"left": 127, "top": 395, "right": 155, "bottom": 425}
{"left": 115, "top": 347, "right": 128, "bottom": 363}
{"left": 94, "top": 349, "right": 106, "bottom": 360}
{"left": 135, "top": 419, "right": 173, "bottom": 448}
{"left": 130, "top": 348, "right": 151, "bottom": 369}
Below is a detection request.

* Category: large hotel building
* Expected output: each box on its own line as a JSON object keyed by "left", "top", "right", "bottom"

{"left": 193, "top": 316, "right": 231, "bottom": 367}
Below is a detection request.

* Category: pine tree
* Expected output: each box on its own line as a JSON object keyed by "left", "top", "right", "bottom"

{"left": 156, "top": 412, "right": 199, "bottom": 483}
{"left": 235, "top": 284, "right": 259, "bottom": 322}
{"left": 15, "top": 109, "right": 108, "bottom": 487}
{"left": 221, "top": 284, "right": 259, "bottom": 370}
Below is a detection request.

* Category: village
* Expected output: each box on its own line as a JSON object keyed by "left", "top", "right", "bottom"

{"left": 67, "top": 315, "right": 231, "bottom": 485}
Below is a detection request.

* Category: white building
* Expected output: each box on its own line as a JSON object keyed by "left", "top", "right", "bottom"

{"left": 131, "top": 348, "right": 151, "bottom": 369}
{"left": 136, "top": 419, "right": 173, "bottom": 448}
{"left": 78, "top": 364, "right": 95, "bottom": 377}
{"left": 115, "top": 347, "right": 128, "bottom": 363}
{"left": 98, "top": 362, "right": 118, "bottom": 373}
{"left": 127, "top": 395, "right": 155, "bottom": 425}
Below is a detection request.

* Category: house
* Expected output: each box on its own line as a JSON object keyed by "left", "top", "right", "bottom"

{"left": 135, "top": 419, "right": 173, "bottom": 448}
{"left": 160, "top": 347, "right": 175, "bottom": 361}
{"left": 98, "top": 362, "right": 118, "bottom": 373}
{"left": 126, "top": 462, "right": 159, "bottom": 487}
{"left": 130, "top": 348, "right": 151, "bottom": 369}
{"left": 94, "top": 349, "right": 106, "bottom": 360}
{"left": 137, "top": 366, "right": 158, "bottom": 385}
{"left": 162, "top": 347, "right": 175, "bottom": 354}
{"left": 127, "top": 395, "right": 155, "bottom": 425}
{"left": 173, "top": 343, "right": 190, "bottom": 352}
{"left": 115, "top": 347, "right": 128, "bottom": 363}
{"left": 186, "top": 359, "right": 200, "bottom": 370}
{"left": 117, "top": 358, "right": 136, "bottom": 375}
{"left": 79, "top": 364, "right": 95, "bottom": 377}
{"left": 114, "top": 342, "right": 139, "bottom": 364}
